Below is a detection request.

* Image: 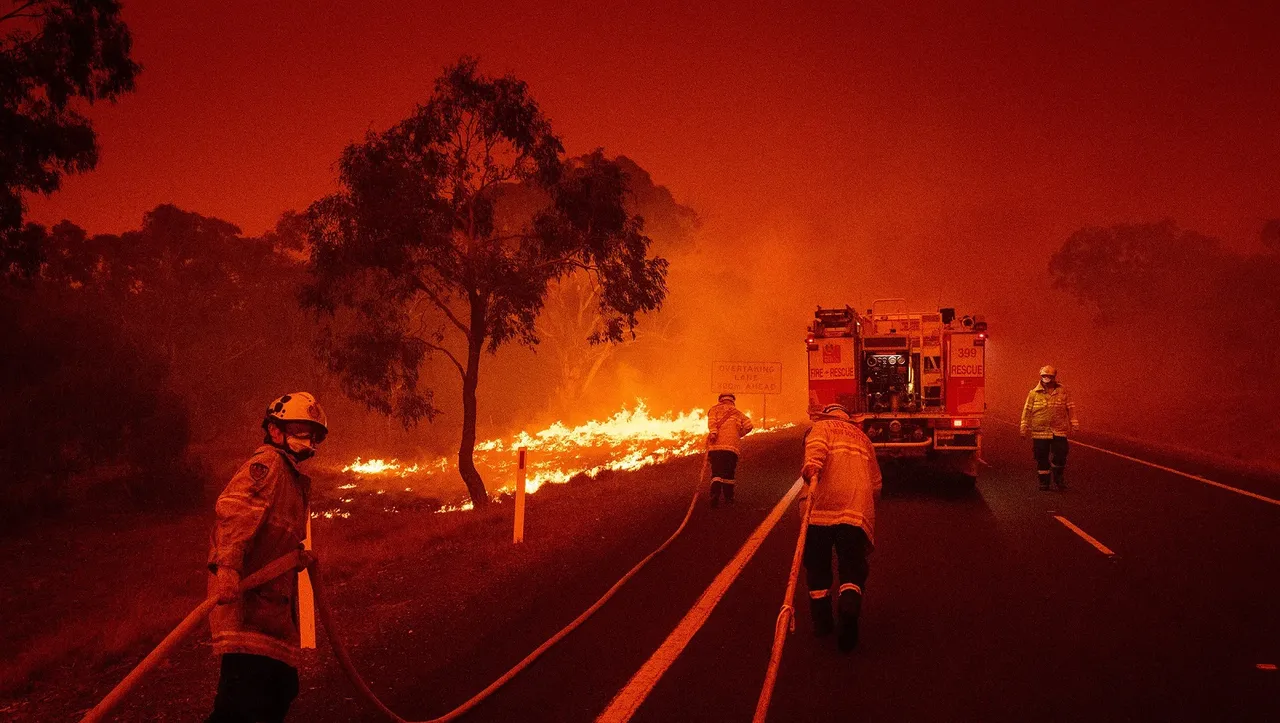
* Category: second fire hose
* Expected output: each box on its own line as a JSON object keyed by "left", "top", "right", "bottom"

{"left": 751, "top": 477, "right": 814, "bottom": 723}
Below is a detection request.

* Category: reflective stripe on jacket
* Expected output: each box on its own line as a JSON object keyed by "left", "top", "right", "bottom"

{"left": 803, "top": 413, "right": 882, "bottom": 545}
{"left": 207, "top": 445, "right": 310, "bottom": 667}
{"left": 1019, "top": 383, "right": 1079, "bottom": 439}
{"left": 707, "top": 402, "right": 754, "bottom": 453}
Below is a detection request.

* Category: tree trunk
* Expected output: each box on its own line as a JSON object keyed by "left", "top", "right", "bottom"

{"left": 457, "top": 297, "right": 489, "bottom": 507}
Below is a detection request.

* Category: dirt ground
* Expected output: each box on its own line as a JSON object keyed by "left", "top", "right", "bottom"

{"left": 0, "top": 430, "right": 806, "bottom": 722}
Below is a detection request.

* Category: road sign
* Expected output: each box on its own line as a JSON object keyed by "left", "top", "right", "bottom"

{"left": 712, "top": 361, "right": 782, "bottom": 395}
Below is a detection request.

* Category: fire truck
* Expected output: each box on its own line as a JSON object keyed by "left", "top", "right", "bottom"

{"left": 806, "top": 300, "right": 987, "bottom": 485}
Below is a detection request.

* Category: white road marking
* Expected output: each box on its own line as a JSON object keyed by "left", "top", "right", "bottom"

{"left": 595, "top": 479, "right": 805, "bottom": 723}
{"left": 1068, "top": 439, "right": 1280, "bottom": 509}
{"left": 990, "top": 419, "right": 1280, "bottom": 508}
{"left": 1053, "top": 515, "right": 1116, "bottom": 556}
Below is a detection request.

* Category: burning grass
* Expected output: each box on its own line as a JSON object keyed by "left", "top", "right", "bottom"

{"left": 319, "top": 401, "right": 790, "bottom": 518}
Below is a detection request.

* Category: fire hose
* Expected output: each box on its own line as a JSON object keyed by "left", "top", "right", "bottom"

{"left": 80, "top": 455, "right": 710, "bottom": 723}
{"left": 79, "top": 550, "right": 309, "bottom": 723}
{"left": 751, "top": 479, "right": 814, "bottom": 723}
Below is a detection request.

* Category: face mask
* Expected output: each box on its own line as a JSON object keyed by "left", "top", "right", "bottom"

{"left": 286, "top": 435, "right": 317, "bottom": 461}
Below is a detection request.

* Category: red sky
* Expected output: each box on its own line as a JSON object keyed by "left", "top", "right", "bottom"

{"left": 24, "top": 0, "right": 1280, "bottom": 385}
{"left": 30, "top": 0, "right": 1279, "bottom": 247}
{"left": 22, "top": 0, "right": 1280, "bottom": 435}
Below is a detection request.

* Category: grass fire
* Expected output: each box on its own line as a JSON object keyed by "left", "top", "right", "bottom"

{"left": 324, "top": 401, "right": 789, "bottom": 518}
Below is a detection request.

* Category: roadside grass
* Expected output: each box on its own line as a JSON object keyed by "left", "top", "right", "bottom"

{"left": 0, "top": 429, "right": 806, "bottom": 721}
{"left": 0, "top": 510, "right": 208, "bottom": 696}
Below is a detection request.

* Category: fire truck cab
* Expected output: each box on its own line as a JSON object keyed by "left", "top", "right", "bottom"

{"left": 806, "top": 300, "right": 987, "bottom": 485}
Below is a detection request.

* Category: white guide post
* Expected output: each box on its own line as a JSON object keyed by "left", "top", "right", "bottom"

{"left": 514, "top": 447, "right": 527, "bottom": 543}
{"left": 298, "top": 518, "right": 315, "bottom": 648}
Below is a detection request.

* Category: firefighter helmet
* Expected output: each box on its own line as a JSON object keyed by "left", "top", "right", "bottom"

{"left": 718, "top": 393, "right": 736, "bottom": 403}
{"left": 821, "top": 403, "right": 849, "bottom": 416}
{"left": 263, "top": 392, "right": 328, "bottom": 442}
{"left": 1039, "top": 365, "right": 1057, "bottom": 377}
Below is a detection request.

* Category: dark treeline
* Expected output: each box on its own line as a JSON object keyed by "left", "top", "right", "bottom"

{"left": 0, "top": 206, "right": 322, "bottom": 517}
{"left": 1044, "top": 218, "right": 1280, "bottom": 458}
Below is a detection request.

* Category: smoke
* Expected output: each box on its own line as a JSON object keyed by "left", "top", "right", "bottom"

{"left": 471, "top": 196, "right": 1280, "bottom": 469}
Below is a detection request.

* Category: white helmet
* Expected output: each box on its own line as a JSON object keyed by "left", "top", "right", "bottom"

{"left": 263, "top": 392, "right": 328, "bottom": 442}
{"left": 820, "top": 403, "right": 850, "bottom": 418}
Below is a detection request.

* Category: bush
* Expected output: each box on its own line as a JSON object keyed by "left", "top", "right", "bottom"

{"left": 0, "top": 288, "right": 201, "bottom": 521}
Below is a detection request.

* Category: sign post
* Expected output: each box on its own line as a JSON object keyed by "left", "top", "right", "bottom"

{"left": 513, "top": 447, "right": 527, "bottom": 544}
{"left": 712, "top": 361, "right": 782, "bottom": 428}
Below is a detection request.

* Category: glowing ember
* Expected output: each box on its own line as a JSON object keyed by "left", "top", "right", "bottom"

{"left": 331, "top": 401, "right": 791, "bottom": 516}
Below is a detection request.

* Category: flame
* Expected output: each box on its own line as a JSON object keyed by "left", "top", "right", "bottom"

{"left": 342, "top": 458, "right": 419, "bottom": 476}
{"left": 326, "top": 401, "right": 790, "bottom": 517}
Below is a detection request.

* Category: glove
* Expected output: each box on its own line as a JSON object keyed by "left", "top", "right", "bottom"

{"left": 1019, "top": 426, "right": 1028, "bottom": 438}
{"left": 801, "top": 463, "right": 820, "bottom": 483}
{"left": 296, "top": 549, "right": 316, "bottom": 572}
{"left": 214, "top": 567, "right": 242, "bottom": 605}
{"left": 706, "top": 432, "right": 718, "bottom": 445}
{"left": 1071, "top": 421, "right": 1080, "bottom": 433}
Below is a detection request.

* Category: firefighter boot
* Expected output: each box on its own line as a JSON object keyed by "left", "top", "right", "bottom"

{"left": 809, "top": 595, "right": 834, "bottom": 637}
{"left": 722, "top": 482, "right": 736, "bottom": 506}
{"left": 709, "top": 479, "right": 722, "bottom": 508}
{"left": 1052, "top": 466, "right": 1067, "bottom": 491}
{"left": 837, "top": 587, "right": 862, "bottom": 653}
{"left": 1038, "top": 472, "right": 1051, "bottom": 491}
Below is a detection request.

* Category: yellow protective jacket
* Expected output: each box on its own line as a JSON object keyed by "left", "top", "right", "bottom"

{"left": 707, "top": 402, "right": 754, "bottom": 454}
{"left": 1019, "top": 383, "right": 1079, "bottom": 439}
{"left": 803, "top": 412, "right": 883, "bottom": 545}
{"left": 207, "top": 445, "right": 310, "bottom": 667}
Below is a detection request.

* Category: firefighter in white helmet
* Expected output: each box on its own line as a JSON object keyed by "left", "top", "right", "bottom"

{"left": 706, "top": 392, "right": 754, "bottom": 507}
{"left": 1019, "top": 365, "right": 1079, "bottom": 491}
{"left": 800, "top": 403, "right": 882, "bottom": 652}
{"left": 206, "top": 392, "right": 327, "bottom": 723}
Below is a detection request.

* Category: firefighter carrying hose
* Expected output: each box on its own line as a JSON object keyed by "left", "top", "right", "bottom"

{"left": 1019, "top": 365, "right": 1079, "bottom": 491}
{"left": 800, "top": 403, "right": 882, "bottom": 652}
{"left": 205, "top": 392, "right": 327, "bottom": 723}
{"left": 707, "top": 392, "right": 754, "bottom": 507}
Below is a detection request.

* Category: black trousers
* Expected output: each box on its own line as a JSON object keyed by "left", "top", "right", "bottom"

{"left": 708, "top": 450, "right": 739, "bottom": 481}
{"left": 803, "top": 524, "right": 870, "bottom": 596}
{"left": 207, "top": 653, "right": 299, "bottom": 723}
{"left": 1032, "top": 436, "right": 1070, "bottom": 472}
{"left": 708, "top": 450, "right": 739, "bottom": 501}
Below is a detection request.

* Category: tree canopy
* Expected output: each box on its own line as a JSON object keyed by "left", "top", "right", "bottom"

{"left": 305, "top": 58, "right": 668, "bottom": 505}
{"left": 0, "top": 0, "right": 139, "bottom": 277}
{"left": 1048, "top": 220, "right": 1220, "bottom": 323}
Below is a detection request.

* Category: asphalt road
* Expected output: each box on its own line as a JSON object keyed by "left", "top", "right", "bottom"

{"left": 420, "top": 423, "right": 1280, "bottom": 723}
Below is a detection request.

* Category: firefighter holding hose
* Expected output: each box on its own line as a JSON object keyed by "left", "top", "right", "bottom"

{"left": 205, "top": 392, "right": 327, "bottom": 723}
{"left": 707, "top": 392, "right": 754, "bottom": 507}
{"left": 800, "top": 403, "right": 882, "bottom": 652}
{"left": 1019, "top": 365, "right": 1080, "bottom": 491}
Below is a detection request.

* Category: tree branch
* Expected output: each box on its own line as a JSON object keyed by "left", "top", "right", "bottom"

{"left": 526, "top": 255, "right": 598, "bottom": 274}
{"left": 422, "top": 339, "right": 466, "bottom": 379}
{"left": 0, "top": 1, "right": 40, "bottom": 25}
{"left": 414, "top": 280, "right": 472, "bottom": 340}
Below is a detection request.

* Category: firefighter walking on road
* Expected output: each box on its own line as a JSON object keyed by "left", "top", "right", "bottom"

{"left": 707, "top": 392, "right": 754, "bottom": 507}
{"left": 206, "top": 392, "right": 328, "bottom": 723}
{"left": 1020, "top": 365, "right": 1079, "bottom": 491}
{"left": 800, "top": 403, "right": 883, "bottom": 653}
